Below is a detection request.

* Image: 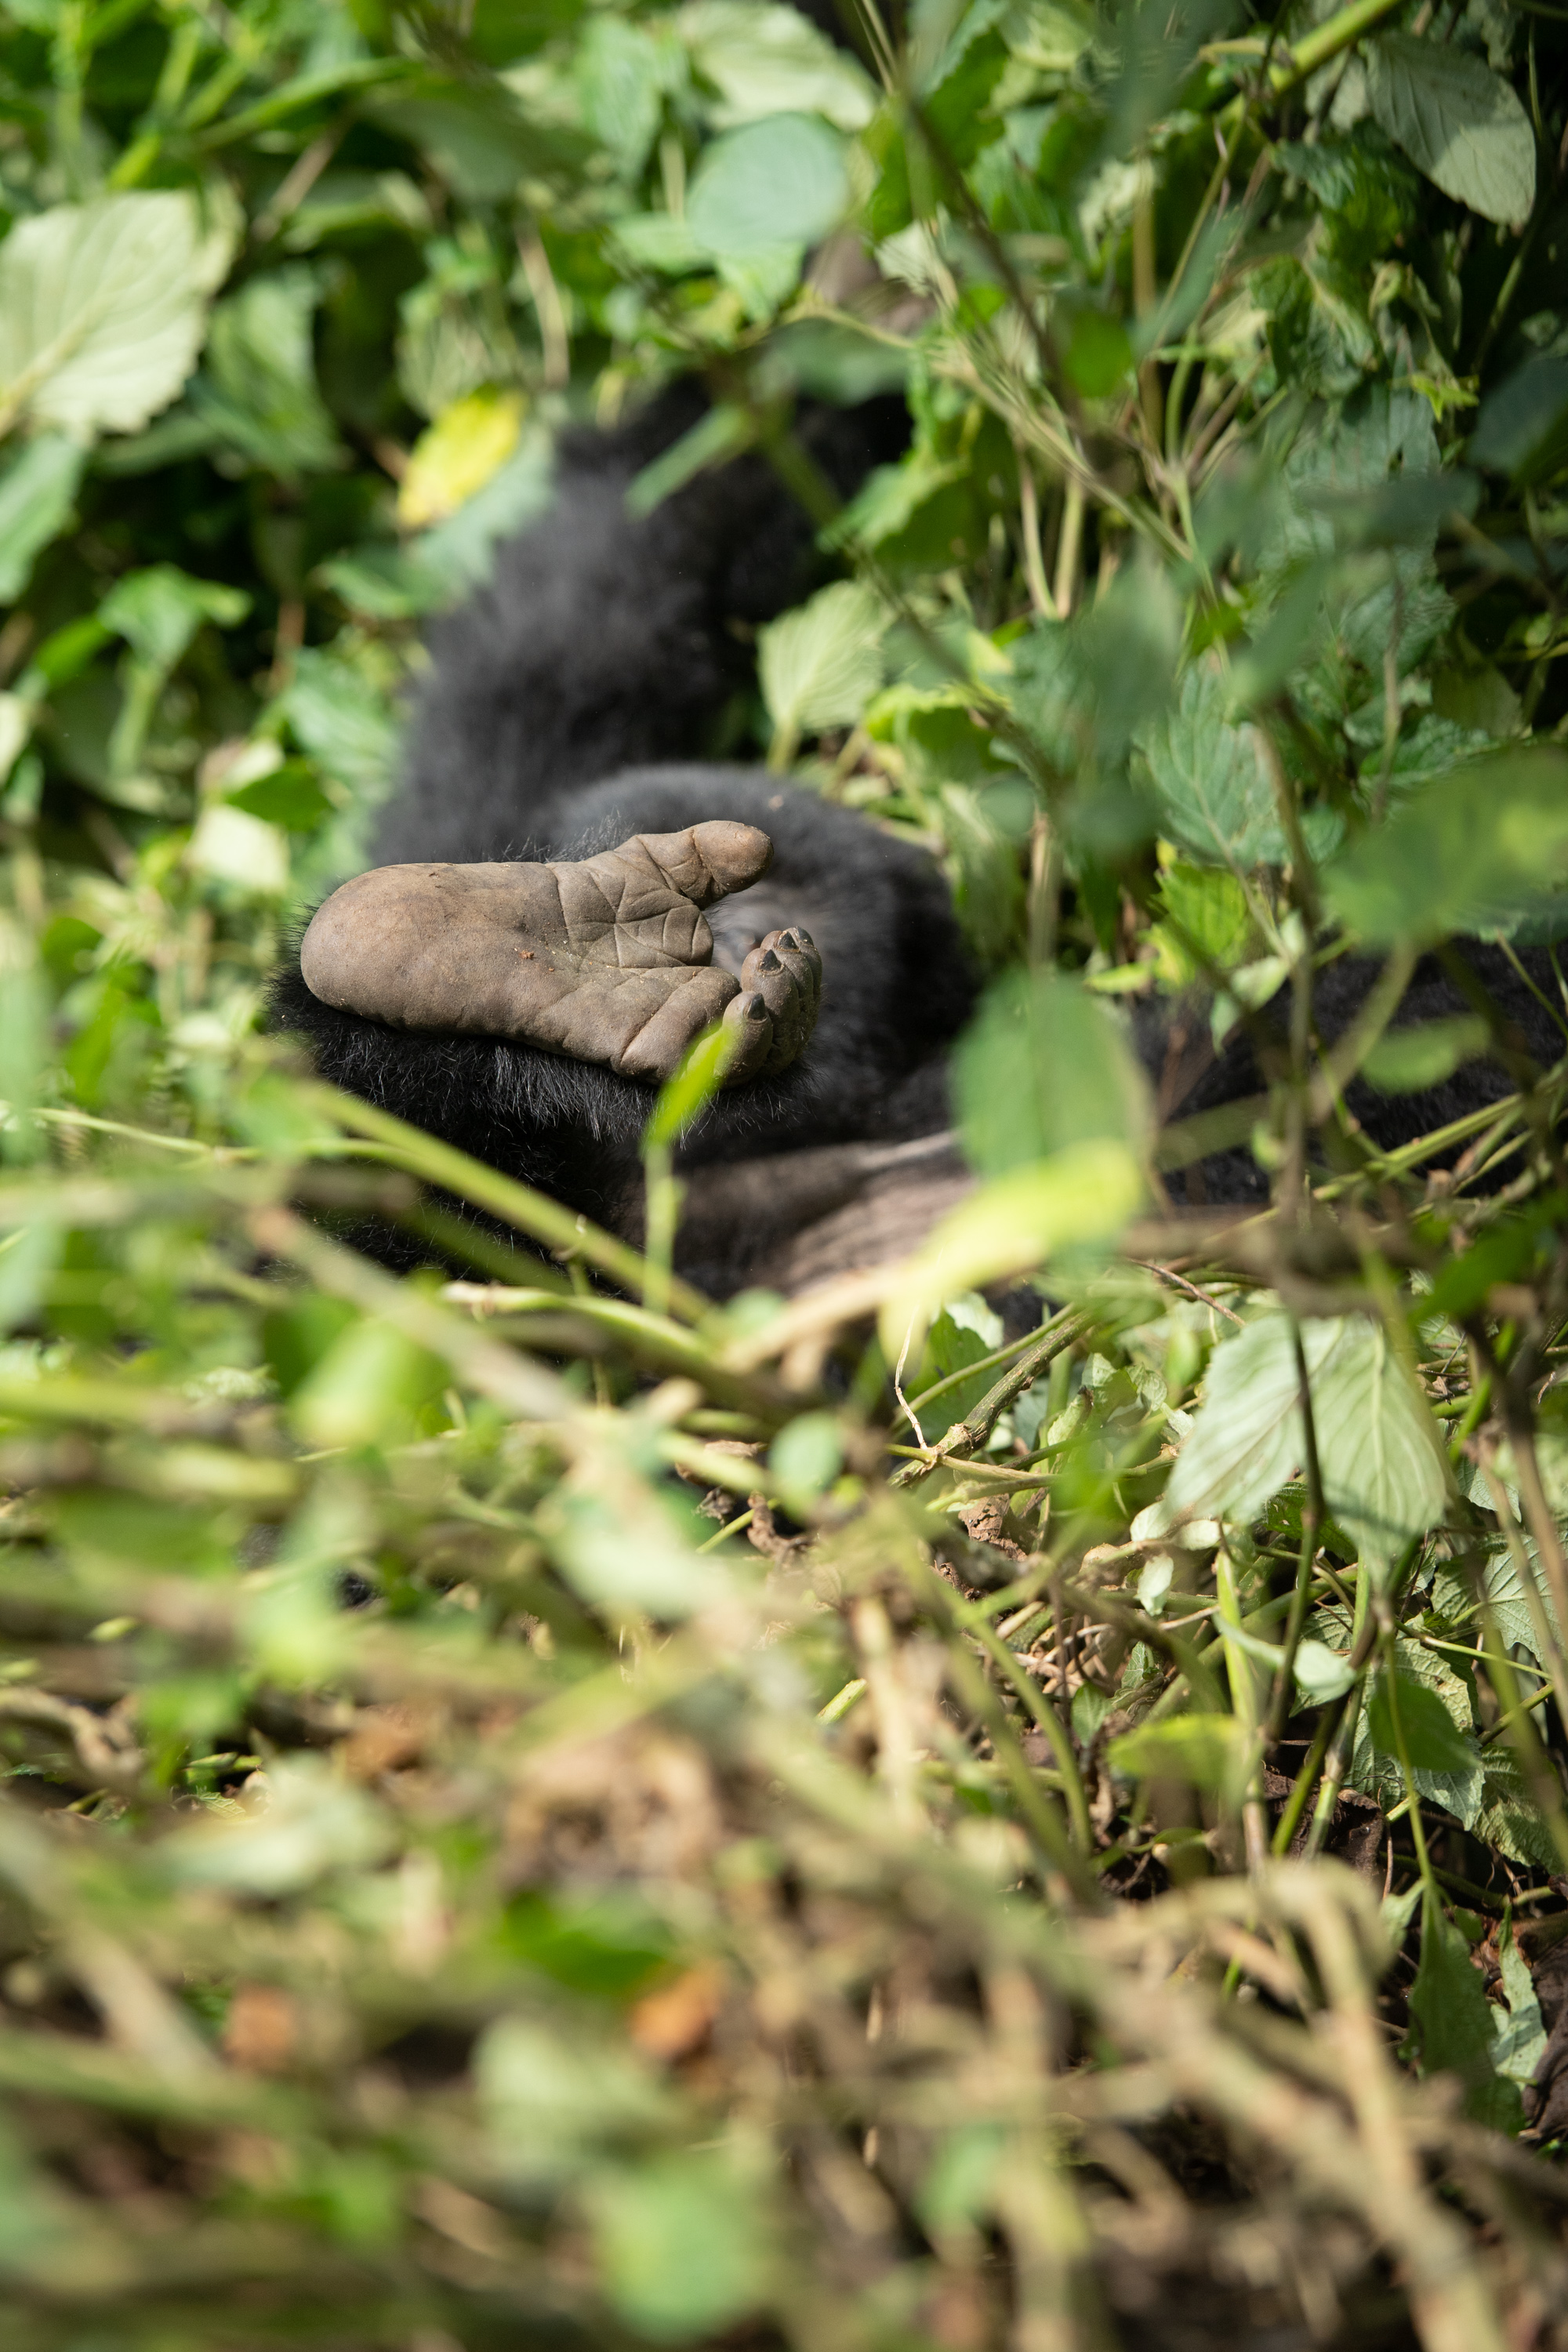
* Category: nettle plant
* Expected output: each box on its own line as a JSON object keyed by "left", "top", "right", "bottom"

{"left": 2, "top": 0, "right": 1568, "bottom": 2346}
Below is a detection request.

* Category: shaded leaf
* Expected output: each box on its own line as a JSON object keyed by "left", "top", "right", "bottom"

{"left": 1367, "top": 32, "right": 1535, "bottom": 226}
{"left": 0, "top": 434, "right": 84, "bottom": 602}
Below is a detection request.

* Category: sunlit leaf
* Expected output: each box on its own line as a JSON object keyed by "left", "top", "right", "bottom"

{"left": 953, "top": 967, "right": 1151, "bottom": 1178}
{"left": 0, "top": 192, "right": 232, "bottom": 437}
{"left": 685, "top": 112, "right": 849, "bottom": 258}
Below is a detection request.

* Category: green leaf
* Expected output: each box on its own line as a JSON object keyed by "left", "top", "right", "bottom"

{"left": 1326, "top": 746, "right": 1568, "bottom": 945}
{"left": 1494, "top": 1918, "right": 1548, "bottom": 2092}
{"left": 1368, "top": 1667, "right": 1477, "bottom": 1779}
{"left": 575, "top": 16, "right": 668, "bottom": 176}
{"left": 1469, "top": 356, "right": 1568, "bottom": 487}
{"left": 1136, "top": 665, "right": 1288, "bottom": 870}
{"left": 1406, "top": 1895, "right": 1523, "bottom": 2130}
{"left": 0, "top": 434, "right": 84, "bottom": 603}
{"left": 1105, "top": 1711, "right": 1247, "bottom": 1789}
{"left": 0, "top": 192, "right": 232, "bottom": 438}
{"left": 1361, "top": 1015, "right": 1490, "bottom": 1094}
{"left": 227, "top": 760, "right": 335, "bottom": 833}
{"left": 953, "top": 967, "right": 1151, "bottom": 1178}
{"left": 1367, "top": 32, "right": 1535, "bottom": 227}
{"left": 883, "top": 1138, "right": 1144, "bottom": 1358}
{"left": 681, "top": 0, "right": 877, "bottom": 129}
{"left": 193, "top": 269, "right": 343, "bottom": 480}
{"left": 1169, "top": 1314, "right": 1446, "bottom": 1561}
{"left": 590, "top": 2152, "right": 771, "bottom": 2339}
{"left": 98, "top": 564, "right": 249, "bottom": 671}
{"left": 290, "top": 1318, "right": 448, "bottom": 1450}
{"left": 644, "top": 1018, "right": 746, "bottom": 1149}
{"left": 684, "top": 112, "right": 849, "bottom": 259}
{"left": 758, "top": 579, "right": 887, "bottom": 747}
{"left": 769, "top": 1410, "right": 844, "bottom": 1506}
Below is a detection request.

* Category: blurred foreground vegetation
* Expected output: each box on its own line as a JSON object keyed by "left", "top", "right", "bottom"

{"left": 7, "top": 0, "right": 1568, "bottom": 2344}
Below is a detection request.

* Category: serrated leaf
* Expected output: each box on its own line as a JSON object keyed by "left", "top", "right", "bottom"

{"left": 1406, "top": 1895, "right": 1523, "bottom": 2129}
{"left": 1326, "top": 746, "right": 1568, "bottom": 944}
{"left": 0, "top": 433, "right": 84, "bottom": 602}
{"left": 1494, "top": 1919, "right": 1548, "bottom": 2090}
{"left": 1137, "top": 665, "right": 1289, "bottom": 870}
{"left": 953, "top": 966, "right": 1151, "bottom": 1178}
{"left": 681, "top": 0, "right": 876, "bottom": 129}
{"left": 0, "top": 193, "right": 230, "bottom": 439}
{"left": 759, "top": 579, "right": 887, "bottom": 745}
{"left": 1367, "top": 32, "right": 1535, "bottom": 226}
{"left": 685, "top": 112, "right": 848, "bottom": 260}
{"left": 1169, "top": 1313, "right": 1446, "bottom": 1561}
{"left": 397, "top": 388, "right": 526, "bottom": 529}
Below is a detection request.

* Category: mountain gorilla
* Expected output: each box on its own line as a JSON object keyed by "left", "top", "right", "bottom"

{"left": 270, "top": 382, "right": 1566, "bottom": 1294}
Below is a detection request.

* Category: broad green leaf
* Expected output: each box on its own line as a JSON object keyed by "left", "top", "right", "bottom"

{"left": 685, "top": 113, "right": 849, "bottom": 259}
{"left": 1136, "top": 665, "right": 1288, "bottom": 870}
{"left": 99, "top": 565, "right": 249, "bottom": 672}
{"left": 1169, "top": 1313, "right": 1446, "bottom": 1560}
{"left": 1469, "top": 356, "right": 1568, "bottom": 487}
{"left": 1494, "top": 1919, "right": 1548, "bottom": 2092}
{"left": 290, "top": 1319, "right": 448, "bottom": 1450}
{"left": 759, "top": 579, "right": 887, "bottom": 746}
{"left": 165, "top": 1757, "right": 390, "bottom": 1894}
{"left": 193, "top": 269, "right": 342, "bottom": 479}
{"left": 1105, "top": 1711, "right": 1247, "bottom": 1788}
{"left": 769, "top": 1410, "right": 844, "bottom": 1507}
{"left": 953, "top": 967, "right": 1151, "bottom": 1178}
{"left": 477, "top": 2016, "right": 670, "bottom": 2183}
{"left": 397, "top": 388, "right": 526, "bottom": 528}
{"left": 1367, "top": 1667, "right": 1478, "bottom": 1780}
{"left": 1406, "top": 1895, "right": 1523, "bottom": 2131}
{"left": 0, "top": 193, "right": 232, "bottom": 438}
{"left": 681, "top": 0, "right": 877, "bottom": 129}
{"left": 575, "top": 16, "right": 668, "bottom": 175}
{"left": 1360, "top": 1015, "right": 1490, "bottom": 1094}
{"left": 0, "top": 434, "right": 84, "bottom": 601}
{"left": 1326, "top": 747, "right": 1568, "bottom": 944}
{"left": 590, "top": 2152, "right": 771, "bottom": 2339}
{"left": 882, "top": 1138, "right": 1143, "bottom": 1359}
{"left": 1367, "top": 32, "right": 1535, "bottom": 226}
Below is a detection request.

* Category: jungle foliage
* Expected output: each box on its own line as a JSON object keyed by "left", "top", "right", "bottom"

{"left": 5, "top": 0, "right": 1568, "bottom": 2346}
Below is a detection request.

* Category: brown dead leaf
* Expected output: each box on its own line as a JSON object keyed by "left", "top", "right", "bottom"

{"left": 223, "top": 1984, "right": 297, "bottom": 2073}
{"left": 628, "top": 1964, "right": 724, "bottom": 2060}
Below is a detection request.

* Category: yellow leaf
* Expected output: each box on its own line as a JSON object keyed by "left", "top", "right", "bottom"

{"left": 397, "top": 387, "right": 526, "bottom": 529}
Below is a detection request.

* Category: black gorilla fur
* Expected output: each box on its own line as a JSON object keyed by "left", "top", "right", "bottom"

{"left": 273, "top": 385, "right": 1567, "bottom": 1280}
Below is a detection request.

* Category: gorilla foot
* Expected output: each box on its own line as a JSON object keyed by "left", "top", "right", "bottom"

{"left": 298, "top": 822, "right": 823, "bottom": 1085}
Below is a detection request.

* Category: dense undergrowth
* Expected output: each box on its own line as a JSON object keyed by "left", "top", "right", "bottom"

{"left": 7, "top": 0, "right": 1568, "bottom": 2345}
